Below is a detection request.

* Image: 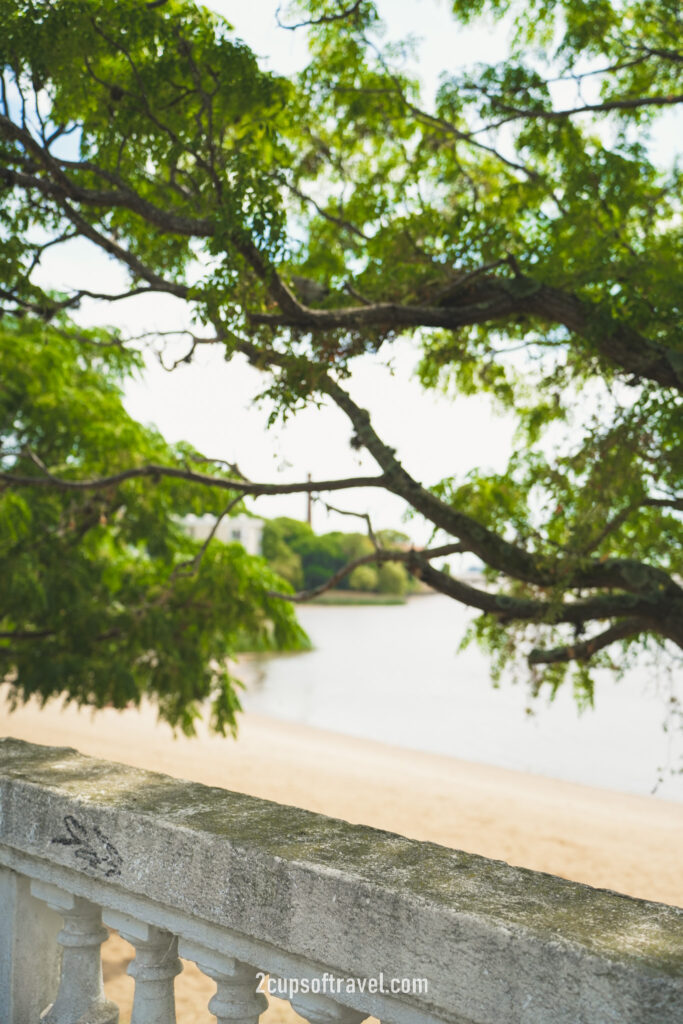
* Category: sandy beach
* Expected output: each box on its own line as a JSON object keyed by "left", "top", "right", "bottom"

{"left": 2, "top": 692, "right": 682, "bottom": 1022}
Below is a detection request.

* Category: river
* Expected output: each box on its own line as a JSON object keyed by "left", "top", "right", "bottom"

{"left": 239, "top": 594, "right": 682, "bottom": 800}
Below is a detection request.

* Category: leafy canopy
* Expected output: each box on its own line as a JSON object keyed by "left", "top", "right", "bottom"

{"left": 0, "top": 0, "right": 681, "bottom": 715}
{"left": 0, "top": 316, "right": 307, "bottom": 733}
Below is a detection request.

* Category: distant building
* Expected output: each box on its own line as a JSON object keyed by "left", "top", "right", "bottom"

{"left": 182, "top": 513, "right": 264, "bottom": 556}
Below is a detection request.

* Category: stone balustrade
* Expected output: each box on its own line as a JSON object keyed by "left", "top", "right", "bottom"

{"left": 0, "top": 737, "right": 681, "bottom": 1024}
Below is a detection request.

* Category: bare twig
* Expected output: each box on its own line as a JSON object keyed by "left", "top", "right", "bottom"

{"left": 276, "top": 1, "right": 363, "bottom": 31}
{"left": 285, "top": 181, "right": 368, "bottom": 239}
{"left": 186, "top": 453, "right": 250, "bottom": 481}
{"left": 169, "top": 494, "right": 243, "bottom": 581}
{"left": 70, "top": 286, "right": 157, "bottom": 303}
{"left": 343, "top": 280, "right": 373, "bottom": 305}
{"left": 319, "top": 498, "right": 380, "bottom": 548}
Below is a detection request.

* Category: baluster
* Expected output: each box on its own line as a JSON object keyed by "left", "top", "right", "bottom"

{"left": 103, "top": 910, "right": 181, "bottom": 1024}
{"left": 29, "top": 880, "right": 118, "bottom": 1024}
{"left": 290, "top": 992, "right": 367, "bottom": 1024}
{"left": 0, "top": 868, "right": 62, "bottom": 1023}
{"left": 177, "top": 939, "right": 267, "bottom": 1023}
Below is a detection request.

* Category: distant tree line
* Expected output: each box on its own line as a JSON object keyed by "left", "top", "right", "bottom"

{"left": 261, "top": 519, "right": 416, "bottom": 596}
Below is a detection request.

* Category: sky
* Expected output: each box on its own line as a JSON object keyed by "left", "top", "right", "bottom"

{"left": 125, "top": 1, "right": 515, "bottom": 543}
{"left": 33, "top": 0, "right": 518, "bottom": 547}
{"left": 32, "top": 1, "right": 679, "bottom": 544}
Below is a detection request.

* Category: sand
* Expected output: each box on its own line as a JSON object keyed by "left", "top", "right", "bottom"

{"left": 2, "top": 692, "right": 682, "bottom": 1022}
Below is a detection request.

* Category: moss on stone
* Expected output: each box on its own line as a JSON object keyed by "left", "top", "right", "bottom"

{"left": 2, "top": 737, "right": 682, "bottom": 977}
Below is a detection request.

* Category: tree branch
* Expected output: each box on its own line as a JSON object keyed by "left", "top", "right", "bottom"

{"left": 0, "top": 629, "right": 55, "bottom": 640}
{"left": 317, "top": 498, "right": 380, "bottom": 547}
{"left": 284, "top": 180, "right": 369, "bottom": 239}
{"left": 528, "top": 618, "right": 649, "bottom": 665}
{"left": 0, "top": 465, "right": 388, "bottom": 496}
{"left": 406, "top": 554, "right": 672, "bottom": 627}
{"left": 269, "top": 542, "right": 466, "bottom": 602}
{"left": 50, "top": 197, "right": 192, "bottom": 300}
{"left": 0, "top": 116, "right": 213, "bottom": 237}
{"left": 269, "top": 538, "right": 672, "bottom": 631}
{"left": 276, "top": 1, "right": 363, "bottom": 31}
{"left": 70, "top": 285, "right": 157, "bottom": 304}
{"left": 169, "top": 494, "right": 243, "bottom": 581}
{"left": 0, "top": 110, "right": 306, "bottom": 320}
{"left": 351, "top": 37, "right": 542, "bottom": 181}
{"left": 313, "top": 371, "right": 682, "bottom": 601}
{"left": 643, "top": 496, "right": 683, "bottom": 511}
{"left": 248, "top": 276, "right": 683, "bottom": 392}
{"left": 6, "top": 101, "right": 679, "bottom": 394}
{"left": 485, "top": 92, "right": 683, "bottom": 127}
{"left": 225, "top": 333, "right": 681, "bottom": 604}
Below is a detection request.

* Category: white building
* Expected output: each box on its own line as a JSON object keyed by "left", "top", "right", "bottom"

{"left": 182, "top": 513, "right": 264, "bottom": 556}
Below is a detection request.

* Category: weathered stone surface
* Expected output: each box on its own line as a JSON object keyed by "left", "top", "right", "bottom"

{"left": 0, "top": 867, "right": 62, "bottom": 1021}
{"left": 1, "top": 737, "right": 682, "bottom": 1024}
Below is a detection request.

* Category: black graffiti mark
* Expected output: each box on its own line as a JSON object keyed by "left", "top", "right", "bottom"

{"left": 51, "top": 814, "right": 123, "bottom": 877}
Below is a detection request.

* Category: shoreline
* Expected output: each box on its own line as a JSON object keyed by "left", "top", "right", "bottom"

{"left": 235, "top": 653, "right": 680, "bottom": 804}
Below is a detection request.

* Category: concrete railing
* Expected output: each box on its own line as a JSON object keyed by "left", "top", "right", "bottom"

{"left": 0, "top": 738, "right": 681, "bottom": 1024}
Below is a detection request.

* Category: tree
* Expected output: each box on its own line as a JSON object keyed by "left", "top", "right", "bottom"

{"left": 261, "top": 519, "right": 410, "bottom": 595}
{"left": 349, "top": 564, "right": 379, "bottom": 592}
{"left": 376, "top": 562, "right": 408, "bottom": 597}
{"left": 0, "top": 0, "right": 681, "bottom": 717}
{"left": 261, "top": 517, "right": 307, "bottom": 589}
{"left": 0, "top": 315, "right": 307, "bottom": 733}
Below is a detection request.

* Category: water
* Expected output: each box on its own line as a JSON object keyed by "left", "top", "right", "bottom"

{"left": 239, "top": 595, "right": 683, "bottom": 800}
